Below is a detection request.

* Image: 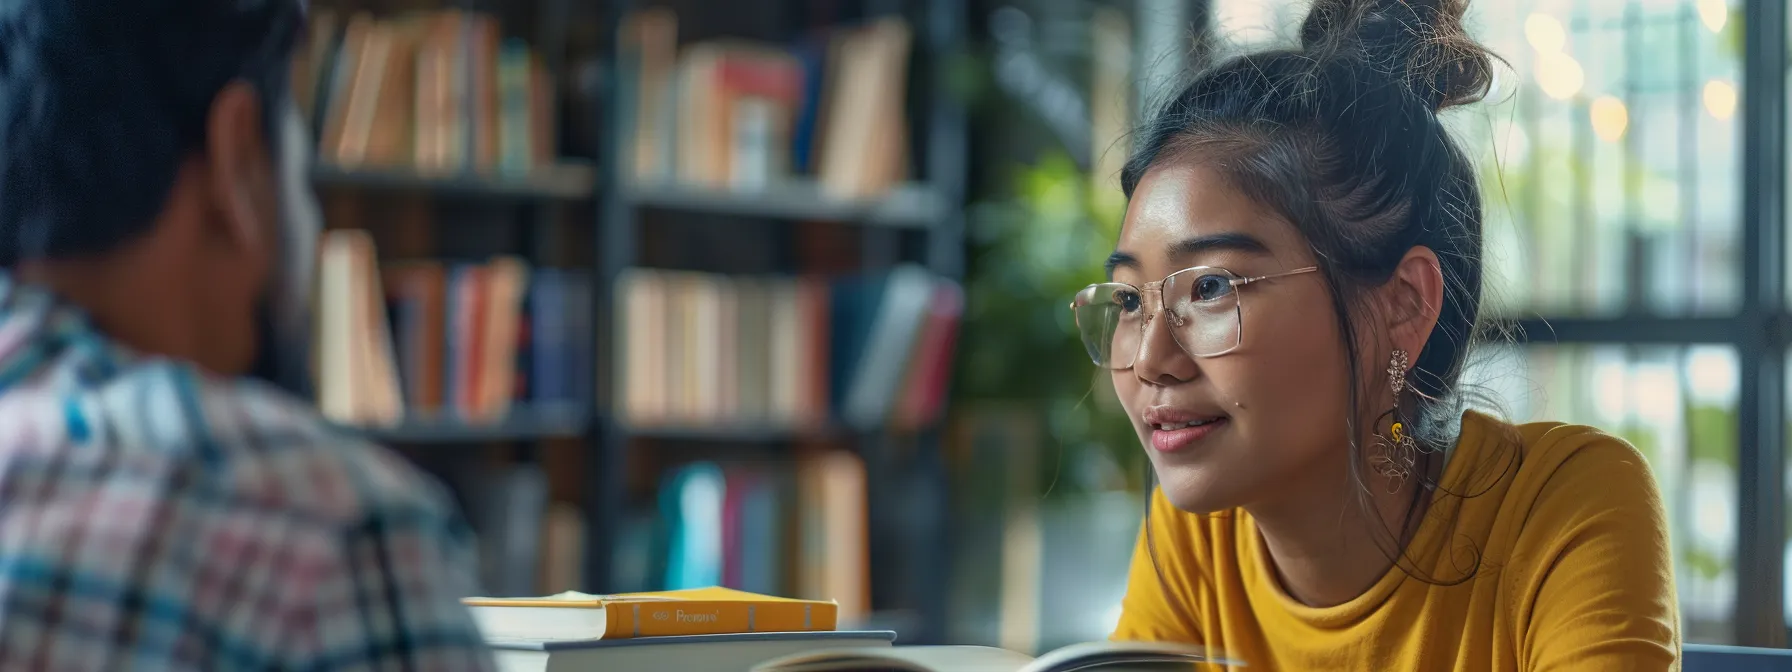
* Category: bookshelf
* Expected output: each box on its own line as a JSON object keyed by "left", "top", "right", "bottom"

{"left": 299, "top": 0, "right": 968, "bottom": 647}
{"left": 626, "top": 180, "right": 945, "bottom": 229}
{"left": 593, "top": 0, "right": 969, "bottom": 646}
{"left": 295, "top": 0, "right": 605, "bottom": 602}
{"left": 622, "top": 422, "right": 851, "bottom": 444}
{"left": 311, "top": 163, "right": 596, "bottom": 201}
{"left": 349, "top": 403, "right": 591, "bottom": 443}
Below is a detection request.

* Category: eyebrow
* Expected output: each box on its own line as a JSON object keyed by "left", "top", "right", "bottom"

{"left": 1105, "top": 232, "right": 1273, "bottom": 278}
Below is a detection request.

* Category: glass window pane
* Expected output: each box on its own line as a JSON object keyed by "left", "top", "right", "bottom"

{"left": 1204, "top": 0, "right": 1745, "bottom": 317}
{"left": 1470, "top": 343, "right": 1739, "bottom": 643}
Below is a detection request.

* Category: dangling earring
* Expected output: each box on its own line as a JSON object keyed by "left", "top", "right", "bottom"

{"left": 1369, "top": 349, "right": 1421, "bottom": 492}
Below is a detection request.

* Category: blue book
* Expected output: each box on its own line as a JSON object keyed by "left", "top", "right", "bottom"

{"left": 527, "top": 270, "right": 565, "bottom": 402}
{"left": 789, "top": 37, "right": 828, "bottom": 175}
{"left": 1684, "top": 644, "right": 1792, "bottom": 672}
{"left": 661, "top": 462, "right": 726, "bottom": 590}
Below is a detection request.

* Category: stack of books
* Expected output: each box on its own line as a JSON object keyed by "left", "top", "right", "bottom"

{"left": 462, "top": 586, "right": 893, "bottom": 672}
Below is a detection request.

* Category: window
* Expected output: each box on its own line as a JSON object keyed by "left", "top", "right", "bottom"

{"left": 1481, "top": 343, "right": 1739, "bottom": 642}
{"left": 1205, "top": 0, "right": 1779, "bottom": 646}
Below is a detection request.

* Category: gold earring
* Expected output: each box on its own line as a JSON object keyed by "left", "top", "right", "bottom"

{"left": 1370, "top": 349, "right": 1419, "bottom": 492}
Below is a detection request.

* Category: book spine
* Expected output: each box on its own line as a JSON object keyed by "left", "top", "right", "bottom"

{"left": 603, "top": 600, "right": 837, "bottom": 639}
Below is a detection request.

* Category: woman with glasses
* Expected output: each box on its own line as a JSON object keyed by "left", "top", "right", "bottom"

{"left": 1091, "top": 0, "right": 1678, "bottom": 668}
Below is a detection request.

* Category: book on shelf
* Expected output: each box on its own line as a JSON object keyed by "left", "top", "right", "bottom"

{"left": 489, "top": 631, "right": 896, "bottom": 672}
{"left": 316, "top": 230, "right": 593, "bottom": 428}
{"left": 617, "top": 8, "right": 913, "bottom": 200}
{"left": 614, "top": 264, "right": 961, "bottom": 433}
{"left": 294, "top": 8, "right": 560, "bottom": 178}
{"left": 751, "top": 641, "right": 1240, "bottom": 672}
{"left": 463, "top": 586, "right": 838, "bottom": 641}
{"left": 625, "top": 452, "right": 870, "bottom": 626}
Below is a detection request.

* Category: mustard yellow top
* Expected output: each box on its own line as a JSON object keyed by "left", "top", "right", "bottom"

{"left": 1112, "top": 411, "right": 1681, "bottom": 670}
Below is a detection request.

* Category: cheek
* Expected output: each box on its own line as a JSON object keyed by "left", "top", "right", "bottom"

{"left": 1230, "top": 306, "right": 1353, "bottom": 440}
{"left": 1113, "top": 370, "right": 1143, "bottom": 422}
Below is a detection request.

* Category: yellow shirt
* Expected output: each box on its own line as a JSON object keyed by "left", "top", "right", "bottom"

{"left": 1112, "top": 411, "right": 1680, "bottom": 670}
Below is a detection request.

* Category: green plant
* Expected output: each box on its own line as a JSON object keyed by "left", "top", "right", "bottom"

{"left": 954, "top": 149, "right": 1147, "bottom": 494}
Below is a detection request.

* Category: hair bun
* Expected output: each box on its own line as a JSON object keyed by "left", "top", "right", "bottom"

{"left": 1298, "top": 0, "right": 1494, "bottom": 112}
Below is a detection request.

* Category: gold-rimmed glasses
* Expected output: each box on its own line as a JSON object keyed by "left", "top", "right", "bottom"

{"left": 1070, "top": 265, "right": 1319, "bottom": 369}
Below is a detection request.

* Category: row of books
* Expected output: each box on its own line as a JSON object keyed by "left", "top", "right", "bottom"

{"left": 612, "top": 453, "right": 870, "bottom": 623}
{"left": 617, "top": 9, "right": 912, "bottom": 199}
{"left": 294, "top": 9, "right": 557, "bottom": 177}
{"left": 316, "top": 230, "right": 593, "bottom": 427}
{"left": 316, "top": 246, "right": 960, "bottom": 432}
{"left": 614, "top": 265, "right": 962, "bottom": 433}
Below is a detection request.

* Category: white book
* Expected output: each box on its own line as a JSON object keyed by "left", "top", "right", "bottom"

{"left": 751, "top": 640, "right": 1241, "bottom": 672}
{"left": 491, "top": 630, "right": 896, "bottom": 672}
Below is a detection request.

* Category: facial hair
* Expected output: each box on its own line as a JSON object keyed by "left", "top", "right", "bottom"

{"left": 247, "top": 100, "right": 323, "bottom": 398}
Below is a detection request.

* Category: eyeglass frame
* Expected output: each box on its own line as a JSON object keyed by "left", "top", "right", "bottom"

{"left": 1069, "top": 264, "right": 1321, "bottom": 365}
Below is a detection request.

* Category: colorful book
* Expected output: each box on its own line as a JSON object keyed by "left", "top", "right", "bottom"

{"left": 464, "top": 586, "right": 839, "bottom": 641}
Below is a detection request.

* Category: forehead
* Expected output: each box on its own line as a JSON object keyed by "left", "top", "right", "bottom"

{"left": 1117, "top": 162, "right": 1305, "bottom": 263}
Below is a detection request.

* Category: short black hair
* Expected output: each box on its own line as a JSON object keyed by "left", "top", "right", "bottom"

{"left": 0, "top": 0, "right": 306, "bottom": 265}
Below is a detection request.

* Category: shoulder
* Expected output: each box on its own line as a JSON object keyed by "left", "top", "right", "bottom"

{"left": 74, "top": 360, "right": 465, "bottom": 533}
{"left": 1451, "top": 410, "right": 1659, "bottom": 506}
{"left": 0, "top": 363, "right": 483, "bottom": 666}
{"left": 1464, "top": 416, "right": 1680, "bottom": 663}
{"left": 1503, "top": 415, "right": 1662, "bottom": 505}
{"left": 202, "top": 377, "right": 466, "bottom": 534}
{"left": 1473, "top": 413, "right": 1671, "bottom": 578}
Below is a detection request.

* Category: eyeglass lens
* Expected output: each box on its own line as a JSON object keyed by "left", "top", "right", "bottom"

{"left": 1073, "top": 270, "right": 1243, "bottom": 369}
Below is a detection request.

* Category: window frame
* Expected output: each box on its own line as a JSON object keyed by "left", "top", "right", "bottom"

{"left": 1502, "top": 0, "right": 1788, "bottom": 648}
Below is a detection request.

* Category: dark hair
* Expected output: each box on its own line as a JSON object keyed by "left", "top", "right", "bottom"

{"left": 1129, "top": 0, "right": 1518, "bottom": 594}
{"left": 0, "top": 0, "right": 306, "bottom": 265}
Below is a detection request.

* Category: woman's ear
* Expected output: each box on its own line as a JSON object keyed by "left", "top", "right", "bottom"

{"left": 1383, "top": 246, "right": 1445, "bottom": 362}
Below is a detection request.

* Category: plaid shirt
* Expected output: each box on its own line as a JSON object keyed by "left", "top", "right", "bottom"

{"left": 0, "top": 276, "right": 495, "bottom": 670}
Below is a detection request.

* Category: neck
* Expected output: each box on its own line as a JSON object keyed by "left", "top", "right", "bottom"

{"left": 1246, "top": 445, "right": 1437, "bottom": 608}
{"left": 15, "top": 253, "right": 205, "bottom": 368}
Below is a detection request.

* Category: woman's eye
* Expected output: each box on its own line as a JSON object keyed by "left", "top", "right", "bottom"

{"left": 1115, "top": 289, "right": 1143, "bottom": 312}
{"left": 1192, "top": 274, "right": 1235, "bottom": 302}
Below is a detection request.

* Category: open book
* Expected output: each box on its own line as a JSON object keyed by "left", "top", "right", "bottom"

{"left": 750, "top": 641, "right": 1240, "bottom": 672}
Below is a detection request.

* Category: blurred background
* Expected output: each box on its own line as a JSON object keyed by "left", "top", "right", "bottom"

{"left": 298, "top": 0, "right": 1792, "bottom": 655}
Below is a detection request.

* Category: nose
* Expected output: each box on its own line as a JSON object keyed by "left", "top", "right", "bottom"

{"left": 1132, "top": 291, "right": 1199, "bottom": 386}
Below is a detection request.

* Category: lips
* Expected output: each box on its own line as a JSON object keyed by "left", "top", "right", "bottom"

{"left": 1150, "top": 419, "right": 1227, "bottom": 452}
{"left": 1150, "top": 417, "right": 1222, "bottom": 431}
{"left": 1143, "top": 407, "right": 1228, "bottom": 453}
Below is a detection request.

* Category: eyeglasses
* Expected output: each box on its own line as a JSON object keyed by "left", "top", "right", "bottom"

{"left": 1070, "top": 265, "right": 1319, "bottom": 369}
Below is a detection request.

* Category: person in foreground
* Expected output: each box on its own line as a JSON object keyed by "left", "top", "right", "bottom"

{"left": 0, "top": 1, "right": 493, "bottom": 668}
{"left": 1086, "top": 0, "right": 1679, "bottom": 669}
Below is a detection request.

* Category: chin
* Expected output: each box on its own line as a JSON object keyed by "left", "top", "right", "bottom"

{"left": 1151, "top": 461, "right": 1251, "bottom": 515}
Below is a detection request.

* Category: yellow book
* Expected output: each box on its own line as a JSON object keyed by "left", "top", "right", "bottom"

{"left": 463, "top": 587, "right": 838, "bottom": 642}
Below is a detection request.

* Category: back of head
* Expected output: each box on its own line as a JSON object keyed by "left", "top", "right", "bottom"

{"left": 1122, "top": 0, "right": 1496, "bottom": 447}
{"left": 0, "top": 0, "right": 305, "bottom": 266}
